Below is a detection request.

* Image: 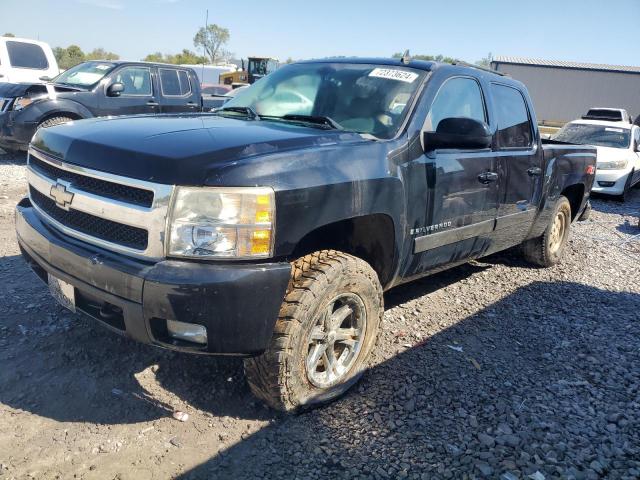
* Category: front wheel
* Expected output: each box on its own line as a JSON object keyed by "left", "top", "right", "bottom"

{"left": 616, "top": 170, "right": 634, "bottom": 202}
{"left": 37, "top": 116, "right": 74, "bottom": 130}
{"left": 244, "top": 250, "right": 383, "bottom": 412}
{"left": 522, "top": 195, "right": 572, "bottom": 267}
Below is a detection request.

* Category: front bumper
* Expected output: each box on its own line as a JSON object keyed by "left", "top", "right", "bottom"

{"left": 0, "top": 110, "right": 37, "bottom": 151}
{"left": 591, "top": 170, "right": 629, "bottom": 195}
{"left": 15, "top": 199, "right": 291, "bottom": 356}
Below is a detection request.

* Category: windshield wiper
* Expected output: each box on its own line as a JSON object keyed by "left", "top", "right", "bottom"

{"left": 278, "top": 114, "right": 343, "bottom": 130}
{"left": 52, "top": 82, "right": 84, "bottom": 89}
{"left": 216, "top": 106, "right": 261, "bottom": 120}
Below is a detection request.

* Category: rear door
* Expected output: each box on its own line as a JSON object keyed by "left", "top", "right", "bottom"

{"left": 401, "top": 75, "right": 499, "bottom": 278}
{"left": 490, "top": 83, "right": 542, "bottom": 246}
{"left": 157, "top": 68, "right": 200, "bottom": 113}
{"left": 98, "top": 65, "right": 158, "bottom": 116}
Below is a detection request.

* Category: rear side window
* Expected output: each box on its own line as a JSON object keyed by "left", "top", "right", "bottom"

{"left": 424, "top": 77, "right": 486, "bottom": 132}
{"left": 492, "top": 84, "right": 533, "bottom": 148}
{"left": 159, "top": 69, "right": 192, "bottom": 96}
{"left": 6, "top": 41, "right": 49, "bottom": 69}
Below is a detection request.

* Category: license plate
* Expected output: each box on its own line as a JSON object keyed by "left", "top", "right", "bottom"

{"left": 48, "top": 274, "right": 76, "bottom": 313}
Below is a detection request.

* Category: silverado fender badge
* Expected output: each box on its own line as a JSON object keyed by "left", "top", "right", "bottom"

{"left": 410, "top": 221, "right": 453, "bottom": 236}
{"left": 49, "top": 182, "right": 74, "bottom": 211}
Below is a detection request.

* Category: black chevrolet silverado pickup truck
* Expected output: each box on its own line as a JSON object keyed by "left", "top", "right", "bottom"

{"left": 15, "top": 57, "right": 596, "bottom": 411}
{"left": 0, "top": 60, "right": 215, "bottom": 153}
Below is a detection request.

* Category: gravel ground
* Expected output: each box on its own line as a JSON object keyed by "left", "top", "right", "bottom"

{"left": 0, "top": 150, "right": 639, "bottom": 480}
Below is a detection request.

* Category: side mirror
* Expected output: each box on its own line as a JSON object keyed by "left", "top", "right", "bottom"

{"left": 423, "top": 117, "right": 492, "bottom": 151}
{"left": 39, "top": 75, "right": 52, "bottom": 81}
{"left": 107, "top": 82, "right": 125, "bottom": 97}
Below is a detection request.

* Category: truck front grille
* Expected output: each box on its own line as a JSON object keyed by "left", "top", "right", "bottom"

{"left": 30, "top": 156, "right": 154, "bottom": 207}
{"left": 30, "top": 187, "right": 149, "bottom": 250}
{"left": 27, "top": 148, "right": 173, "bottom": 259}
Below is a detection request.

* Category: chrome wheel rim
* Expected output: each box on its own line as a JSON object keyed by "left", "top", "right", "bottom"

{"left": 549, "top": 210, "right": 566, "bottom": 254}
{"left": 306, "top": 293, "right": 367, "bottom": 389}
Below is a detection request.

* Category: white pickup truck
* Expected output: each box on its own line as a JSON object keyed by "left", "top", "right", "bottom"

{"left": 0, "top": 37, "right": 59, "bottom": 84}
{"left": 554, "top": 118, "right": 640, "bottom": 201}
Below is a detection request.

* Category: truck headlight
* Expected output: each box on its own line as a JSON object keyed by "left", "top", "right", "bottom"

{"left": 597, "top": 159, "right": 628, "bottom": 170}
{"left": 13, "top": 95, "right": 46, "bottom": 111}
{"left": 167, "top": 186, "right": 275, "bottom": 259}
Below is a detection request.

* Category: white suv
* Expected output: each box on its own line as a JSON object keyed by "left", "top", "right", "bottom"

{"left": 0, "top": 37, "right": 59, "bottom": 84}
{"left": 554, "top": 119, "right": 640, "bottom": 200}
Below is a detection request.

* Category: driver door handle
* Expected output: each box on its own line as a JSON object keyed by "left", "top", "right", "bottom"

{"left": 527, "top": 167, "right": 543, "bottom": 176}
{"left": 147, "top": 100, "right": 159, "bottom": 106}
{"left": 477, "top": 172, "right": 499, "bottom": 184}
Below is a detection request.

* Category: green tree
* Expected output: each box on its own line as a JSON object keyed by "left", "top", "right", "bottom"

{"left": 143, "top": 52, "right": 165, "bottom": 63}
{"left": 143, "top": 49, "right": 207, "bottom": 65}
{"left": 476, "top": 52, "right": 493, "bottom": 68}
{"left": 3, "top": 33, "right": 15, "bottom": 37}
{"left": 171, "top": 49, "right": 206, "bottom": 64}
{"left": 54, "top": 45, "right": 86, "bottom": 70}
{"left": 193, "top": 24, "right": 230, "bottom": 64}
{"left": 85, "top": 48, "right": 119, "bottom": 61}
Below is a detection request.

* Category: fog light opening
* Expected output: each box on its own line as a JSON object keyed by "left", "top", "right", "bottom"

{"left": 166, "top": 320, "right": 208, "bottom": 345}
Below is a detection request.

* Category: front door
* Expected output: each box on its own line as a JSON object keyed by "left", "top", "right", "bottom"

{"left": 490, "top": 83, "right": 541, "bottom": 247}
{"left": 99, "top": 66, "right": 158, "bottom": 116}
{"left": 401, "top": 76, "right": 499, "bottom": 279}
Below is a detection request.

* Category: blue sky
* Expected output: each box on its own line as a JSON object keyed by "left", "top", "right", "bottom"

{"left": 1, "top": 0, "right": 638, "bottom": 66}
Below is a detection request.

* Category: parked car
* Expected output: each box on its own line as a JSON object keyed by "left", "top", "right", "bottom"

{"left": 554, "top": 119, "right": 640, "bottom": 200}
{"left": 15, "top": 57, "right": 596, "bottom": 411}
{"left": 0, "top": 37, "right": 59, "bottom": 84}
{"left": 201, "top": 83, "right": 231, "bottom": 109}
{"left": 0, "top": 60, "right": 218, "bottom": 153}
{"left": 583, "top": 107, "right": 632, "bottom": 124}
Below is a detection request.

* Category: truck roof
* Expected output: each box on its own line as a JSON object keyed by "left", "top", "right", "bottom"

{"left": 298, "top": 57, "right": 437, "bottom": 71}
{"left": 85, "top": 60, "right": 198, "bottom": 69}
{"left": 297, "top": 57, "right": 518, "bottom": 83}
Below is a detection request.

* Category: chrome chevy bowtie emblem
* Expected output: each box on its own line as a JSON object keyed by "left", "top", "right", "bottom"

{"left": 49, "top": 182, "right": 74, "bottom": 210}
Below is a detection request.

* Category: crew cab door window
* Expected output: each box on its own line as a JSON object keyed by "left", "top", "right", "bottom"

{"left": 491, "top": 84, "right": 533, "bottom": 149}
{"left": 159, "top": 69, "right": 192, "bottom": 96}
{"left": 113, "top": 67, "right": 152, "bottom": 96}
{"left": 424, "top": 77, "right": 486, "bottom": 132}
{"left": 6, "top": 41, "right": 49, "bottom": 69}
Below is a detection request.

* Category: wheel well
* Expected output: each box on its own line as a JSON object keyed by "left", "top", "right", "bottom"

{"left": 39, "top": 112, "right": 83, "bottom": 125}
{"left": 291, "top": 214, "right": 396, "bottom": 287}
{"left": 561, "top": 184, "right": 585, "bottom": 221}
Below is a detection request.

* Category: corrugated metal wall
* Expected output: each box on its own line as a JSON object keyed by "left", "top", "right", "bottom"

{"left": 491, "top": 63, "right": 640, "bottom": 124}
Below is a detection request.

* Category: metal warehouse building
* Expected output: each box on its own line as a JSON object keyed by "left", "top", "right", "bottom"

{"left": 491, "top": 56, "right": 640, "bottom": 125}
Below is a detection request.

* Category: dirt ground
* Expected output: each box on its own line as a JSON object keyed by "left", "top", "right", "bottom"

{"left": 1, "top": 151, "right": 639, "bottom": 480}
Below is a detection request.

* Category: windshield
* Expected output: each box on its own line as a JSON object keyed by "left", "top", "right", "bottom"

{"left": 54, "top": 61, "right": 116, "bottom": 88}
{"left": 223, "top": 62, "right": 426, "bottom": 139}
{"left": 554, "top": 123, "right": 631, "bottom": 149}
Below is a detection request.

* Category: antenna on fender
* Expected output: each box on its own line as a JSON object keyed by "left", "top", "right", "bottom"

{"left": 400, "top": 50, "right": 411, "bottom": 65}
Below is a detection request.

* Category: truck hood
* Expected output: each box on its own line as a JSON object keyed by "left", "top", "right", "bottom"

{"left": 0, "top": 81, "right": 83, "bottom": 99}
{"left": 31, "top": 114, "right": 367, "bottom": 185}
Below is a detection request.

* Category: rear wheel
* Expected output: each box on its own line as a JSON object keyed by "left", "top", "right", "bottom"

{"left": 244, "top": 250, "right": 383, "bottom": 412}
{"left": 522, "top": 196, "right": 572, "bottom": 267}
{"left": 38, "top": 116, "right": 74, "bottom": 130}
